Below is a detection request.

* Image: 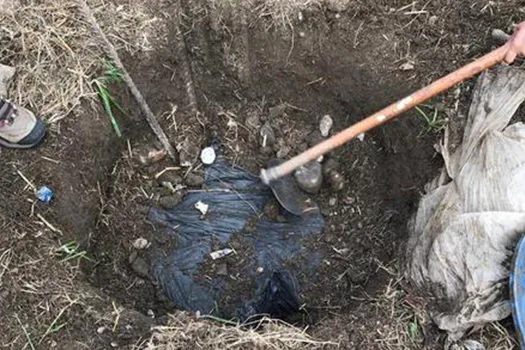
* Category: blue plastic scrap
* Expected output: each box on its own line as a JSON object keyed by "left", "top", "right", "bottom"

{"left": 36, "top": 186, "right": 55, "bottom": 203}
{"left": 148, "top": 158, "right": 324, "bottom": 321}
{"left": 511, "top": 234, "right": 525, "bottom": 349}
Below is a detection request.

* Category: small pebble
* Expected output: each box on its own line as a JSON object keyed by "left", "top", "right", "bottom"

{"left": 159, "top": 192, "right": 184, "bottom": 209}
{"left": 294, "top": 161, "right": 323, "bottom": 194}
{"left": 259, "top": 122, "right": 276, "bottom": 147}
{"left": 319, "top": 115, "right": 333, "bottom": 137}
{"left": 128, "top": 251, "right": 138, "bottom": 264}
{"left": 200, "top": 147, "right": 216, "bottom": 165}
{"left": 256, "top": 266, "right": 264, "bottom": 273}
{"left": 307, "top": 130, "right": 324, "bottom": 147}
{"left": 328, "top": 197, "right": 337, "bottom": 206}
{"left": 216, "top": 263, "right": 228, "bottom": 276}
{"left": 357, "top": 133, "right": 365, "bottom": 141}
{"left": 147, "top": 309, "right": 155, "bottom": 318}
{"left": 276, "top": 145, "right": 291, "bottom": 159}
{"left": 260, "top": 146, "right": 273, "bottom": 156}
{"left": 297, "top": 142, "right": 308, "bottom": 152}
{"left": 322, "top": 158, "right": 340, "bottom": 176}
{"left": 335, "top": 13, "right": 341, "bottom": 19}
{"left": 328, "top": 171, "right": 345, "bottom": 191}
{"left": 185, "top": 173, "right": 204, "bottom": 187}
{"left": 245, "top": 115, "right": 261, "bottom": 129}
{"left": 299, "top": 31, "right": 305, "bottom": 38}
{"left": 133, "top": 238, "right": 149, "bottom": 250}
{"left": 97, "top": 326, "right": 106, "bottom": 334}
{"left": 111, "top": 342, "right": 118, "bottom": 348}
{"left": 131, "top": 257, "right": 149, "bottom": 278}
{"left": 156, "top": 172, "right": 182, "bottom": 185}
{"left": 269, "top": 104, "right": 287, "bottom": 118}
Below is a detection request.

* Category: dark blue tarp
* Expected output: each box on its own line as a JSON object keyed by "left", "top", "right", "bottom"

{"left": 148, "top": 158, "right": 324, "bottom": 321}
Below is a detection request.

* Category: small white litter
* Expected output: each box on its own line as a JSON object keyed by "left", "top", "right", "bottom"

{"left": 200, "top": 147, "right": 216, "bottom": 165}
{"left": 195, "top": 200, "right": 209, "bottom": 215}
{"left": 210, "top": 248, "right": 233, "bottom": 260}
{"left": 132, "top": 238, "right": 149, "bottom": 250}
{"left": 357, "top": 133, "right": 365, "bottom": 141}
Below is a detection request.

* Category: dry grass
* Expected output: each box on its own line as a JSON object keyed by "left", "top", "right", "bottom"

{"left": 147, "top": 314, "right": 338, "bottom": 350}
{"left": 0, "top": 0, "right": 160, "bottom": 123}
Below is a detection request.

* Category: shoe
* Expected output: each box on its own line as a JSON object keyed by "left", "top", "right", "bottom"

{"left": 0, "top": 100, "right": 46, "bottom": 149}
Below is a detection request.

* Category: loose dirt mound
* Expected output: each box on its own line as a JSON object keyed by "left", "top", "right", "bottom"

{"left": 0, "top": 0, "right": 522, "bottom": 349}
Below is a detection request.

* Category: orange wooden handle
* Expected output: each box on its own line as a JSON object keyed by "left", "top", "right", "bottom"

{"left": 260, "top": 44, "right": 510, "bottom": 185}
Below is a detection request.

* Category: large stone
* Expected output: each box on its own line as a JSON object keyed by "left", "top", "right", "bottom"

{"left": 294, "top": 161, "right": 323, "bottom": 194}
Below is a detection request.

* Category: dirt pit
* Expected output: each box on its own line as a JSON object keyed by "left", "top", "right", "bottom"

{"left": 1, "top": 0, "right": 522, "bottom": 348}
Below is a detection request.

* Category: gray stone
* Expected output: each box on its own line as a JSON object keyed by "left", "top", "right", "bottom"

{"left": 131, "top": 257, "right": 149, "bottom": 278}
{"left": 328, "top": 171, "right": 345, "bottom": 191}
{"left": 322, "top": 158, "right": 341, "bottom": 176}
{"left": 216, "top": 263, "right": 228, "bottom": 276}
{"left": 307, "top": 130, "right": 324, "bottom": 147}
{"left": 185, "top": 173, "right": 204, "bottom": 187}
{"left": 276, "top": 145, "right": 291, "bottom": 159}
{"left": 0, "top": 64, "right": 15, "bottom": 97}
{"left": 159, "top": 192, "right": 184, "bottom": 209}
{"left": 259, "top": 122, "right": 276, "bottom": 147}
{"left": 294, "top": 161, "right": 323, "bottom": 194}
{"left": 156, "top": 172, "right": 183, "bottom": 185}
{"left": 269, "top": 104, "right": 287, "bottom": 118}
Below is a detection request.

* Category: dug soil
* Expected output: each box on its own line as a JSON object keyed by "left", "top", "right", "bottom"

{"left": 1, "top": 0, "right": 523, "bottom": 348}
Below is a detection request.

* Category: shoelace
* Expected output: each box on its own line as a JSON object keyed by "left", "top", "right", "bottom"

{"left": 0, "top": 100, "right": 16, "bottom": 127}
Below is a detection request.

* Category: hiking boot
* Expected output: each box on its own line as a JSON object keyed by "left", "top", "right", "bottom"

{"left": 0, "top": 99, "right": 46, "bottom": 149}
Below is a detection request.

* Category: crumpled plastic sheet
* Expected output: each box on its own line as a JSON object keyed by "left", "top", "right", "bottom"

{"left": 148, "top": 158, "right": 324, "bottom": 321}
{"left": 406, "top": 67, "right": 525, "bottom": 344}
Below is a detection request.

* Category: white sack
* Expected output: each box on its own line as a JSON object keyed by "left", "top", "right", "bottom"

{"left": 406, "top": 66, "right": 525, "bottom": 342}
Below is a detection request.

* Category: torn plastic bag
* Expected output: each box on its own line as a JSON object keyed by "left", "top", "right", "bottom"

{"left": 406, "top": 66, "right": 525, "bottom": 342}
{"left": 148, "top": 158, "right": 324, "bottom": 320}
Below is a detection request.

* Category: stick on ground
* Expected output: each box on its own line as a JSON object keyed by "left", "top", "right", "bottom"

{"left": 77, "top": 0, "right": 177, "bottom": 161}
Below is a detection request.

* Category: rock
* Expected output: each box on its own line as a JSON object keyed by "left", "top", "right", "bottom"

{"left": 260, "top": 146, "right": 273, "bottom": 156}
{"left": 328, "top": 171, "right": 345, "bottom": 191}
{"left": 325, "top": 0, "right": 351, "bottom": 11}
{"left": 185, "top": 173, "right": 204, "bottom": 187}
{"left": 128, "top": 251, "right": 138, "bottom": 264}
{"left": 294, "top": 161, "right": 323, "bottom": 194}
{"left": 400, "top": 62, "right": 415, "bottom": 71}
{"left": 322, "top": 158, "right": 340, "bottom": 176}
{"left": 159, "top": 192, "right": 184, "bottom": 209}
{"left": 307, "top": 130, "right": 324, "bottom": 147}
{"left": 276, "top": 145, "right": 291, "bottom": 159}
{"left": 216, "top": 263, "right": 228, "bottom": 276}
{"left": 138, "top": 148, "right": 167, "bottom": 166}
{"left": 297, "top": 142, "right": 308, "bottom": 152}
{"left": 245, "top": 115, "right": 261, "bottom": 129}
{"left": 132, "top": 238, "right": 149, "bottom": 250}
{"left": 428, "top": 15, "right": 438, "bottom": 26}
{"left": 131, "top": 257, "right": 149, "bottom": 278}
{"left": 0, "top": 64, "right": 15, "bottom": 97}
{"left": 259, "top": 122, "right": 276, "bottom": 147}
{"left": 269, "top": 104, "right": 287, "bottom": 118}
{"left": 177, "top": 139, "right": 200, "bottom": 167}
{"left": 156, "top": 172, "right": 182, "bottom": 185}
{"left": 319, "top": 115, "right": 333, "bottom": 137}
